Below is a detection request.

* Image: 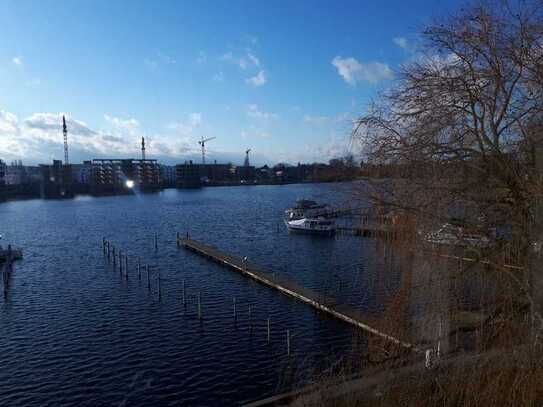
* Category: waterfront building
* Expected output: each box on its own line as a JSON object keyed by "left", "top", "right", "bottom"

{"left": 24, "top": 166, "right": 42, "bottom": 183}
{"left": 237, "top": 165, "right": 256, "bottom": 183}
{"left": 160, "top": 164, "right": 177, "bottom": 187}
{"left": 5, "top": 161, "right": 26, "bottom": 185}
{"left": 199, "top": 162, "right": 237, "bottom": 184}
{"left": 0, "top": 159, "right": 6, "bottom": 186}
{"left": 91, "top": 158, "right": 161, "bottom": 194}
{"left": 176, "top": 160, "right": 201, "bottom": 188}
{"left": 71, "top": 161, "right": 93, "bottom": 185}
{"left": 39, "top": 160, "right": 74, "bottom": 198}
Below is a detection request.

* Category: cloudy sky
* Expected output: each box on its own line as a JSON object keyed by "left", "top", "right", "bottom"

{"left": 0, "top": 0, "right": 458, "bottom": 166}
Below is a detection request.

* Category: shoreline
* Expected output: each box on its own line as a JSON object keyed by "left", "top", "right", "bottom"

{"left": 0, "top": 178, "right": 356, "bottom": 204}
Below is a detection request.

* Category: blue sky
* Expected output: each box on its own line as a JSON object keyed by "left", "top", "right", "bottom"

{"left": 0, "top": 0, "right": 459, "bottom": 166}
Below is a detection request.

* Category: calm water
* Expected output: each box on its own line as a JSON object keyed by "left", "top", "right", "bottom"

{"left": 0, "top": 183, "right": 395, "bottom": 406}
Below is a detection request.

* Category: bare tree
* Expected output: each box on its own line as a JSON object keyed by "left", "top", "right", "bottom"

{"left": 354, "top": 0, "right": 543, "bottom": 334}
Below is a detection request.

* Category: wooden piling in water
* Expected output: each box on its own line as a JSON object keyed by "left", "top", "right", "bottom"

{"left": 176, "top": 232, "right": 180, "bottom": 248}
{"left": 154, "top": 233, "right": 158, "bottom": 251}
{"left": 158, "top": 269, "right": 161, "bottom": 301}
{"left": 198, "top": 292, "right": 202, "bottom": 319}
{"left": 125, "top": 256, "right": 129, "bottom": 280}
{"left": 112, "top": 246, "right": 116, "bottom": 266}
{"left": 287, "top": 330, "right": 291, "bottom": 356}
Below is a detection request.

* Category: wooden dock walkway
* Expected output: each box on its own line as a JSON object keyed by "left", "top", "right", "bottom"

{"left": 178, "top": 236, "right": 419, "bottom": 352}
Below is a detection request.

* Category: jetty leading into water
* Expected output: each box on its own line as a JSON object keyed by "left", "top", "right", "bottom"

{"left": 177, "top": 235, "right": 419, "bottom": 352}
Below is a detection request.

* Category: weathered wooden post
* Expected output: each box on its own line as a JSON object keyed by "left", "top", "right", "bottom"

{"left": 119, "top": 251, "right": 123, "bottom": 275}
{"left": 267, "top": 318, "right": 271, "bottom": 343}
{"left": 112, "top": 246, "right": 116, "bottom": 267}
{"left": 198, "top": 292, "right": 202, "bottom": 319}
{"left": 102, "top": 237, "right": 106, "bottom": 254}
{"left": 287, "top": 330, "right": 291, "bottom": 356}
{"left": 125, "top": 256, "right": 129, "bottom": 280}
{"left": 154, "top": 233, "right": 158, "bottom": 251}
{"left": 176, "top": 232, "right": 180, "bottom": 248}
{"left": 158, "top": 269, "right": 161, "bottom": 302}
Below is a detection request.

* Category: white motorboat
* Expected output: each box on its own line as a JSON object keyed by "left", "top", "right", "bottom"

{"left": 285, "top": 217, "right": 336, "bottom": 236}
{"left": 285, "top": 199, "right": 329, "bottom": 221}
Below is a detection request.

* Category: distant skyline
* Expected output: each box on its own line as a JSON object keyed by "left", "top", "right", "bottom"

{"left": 0, "top": 0, "right": 459, "bottom": 166}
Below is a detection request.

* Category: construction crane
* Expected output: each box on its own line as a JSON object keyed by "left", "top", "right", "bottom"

{"left": 198, "top": 136, "right": 216, "bottom": 165}
{"left": 141, "top": 137, "right": 146, "bottom": 160}
{"left": 62, "top": 115, "right": 69, "bottom": 165}
{"left": 244, "top": 148, "right": 251, "bottom": 167}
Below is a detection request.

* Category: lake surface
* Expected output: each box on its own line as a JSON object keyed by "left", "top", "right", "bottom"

{"left": 0, "top": 183, "right": 397, "bottom": 406}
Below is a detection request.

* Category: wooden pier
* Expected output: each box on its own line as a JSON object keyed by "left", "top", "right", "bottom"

{"left": 178, "top": 236, "right": 419, "bottom": 352}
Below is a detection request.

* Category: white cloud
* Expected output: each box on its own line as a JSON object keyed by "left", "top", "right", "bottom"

{"left": 167, "top": 112, "right": 202, "bottom": 136}
{"left": 144, "top": 51, "right": 176, "bottom": 72}
{"left": 303, "top": 112, "right": 353, "bottom": 127}
{"left": 213, "top": 71, "right": 225, "bottom": 82}
{"left": 303, "top": 115, "right": 330, "bottom": 125}
{"left": 246, "top": 70, "right": 267, "bottom": 87}
{"left": 25, "top": 113, "right": 96, "bottom": 137}
{"left": 241, "top": 129, "right": 271, "bottom": 139}
{"left": 393, "top": 37, "right": 409, "bottom": 50}
{"left": 331, "top": 56, "right": 393, "bottom": 85}
{"left": 0, "top": 111, "right": 119, "bottom": 163}
{"left": 188, "top": 113, "right": 202, "bottom": 127}
{"left": 220, "top": 51, "right": 261, "bottom": 70}
{"left": 157, "top": 51, "right": 176, "bottom": 65}
{"left": 196, "top": 51, "right": 207, "bottom": 64}
{"left": 144, "top": 59, "right": 158, "bottom": 71}
{"left": 12, "top": 56, "right": 22, "bottom": 66}
{"left": 246, "top": 104, "right": 278, "bottom": 120}
{"left": 247, "top": 53, "right": 260, "bottom": 67}
{"left": 104, "top": 114, "right": 140, "bottom": 133}
{"left": 0, "top": 110, "right": 274, "bottom": 165}
{"left": 220, "top": 52, "right": 247, "bottom": 69}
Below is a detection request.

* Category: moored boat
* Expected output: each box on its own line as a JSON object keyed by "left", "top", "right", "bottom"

{"left": 285, "top": 199, "right": 329, "bottom": 221}
{"left": 284, "top": 217, "right": 336, "bottom": 236}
